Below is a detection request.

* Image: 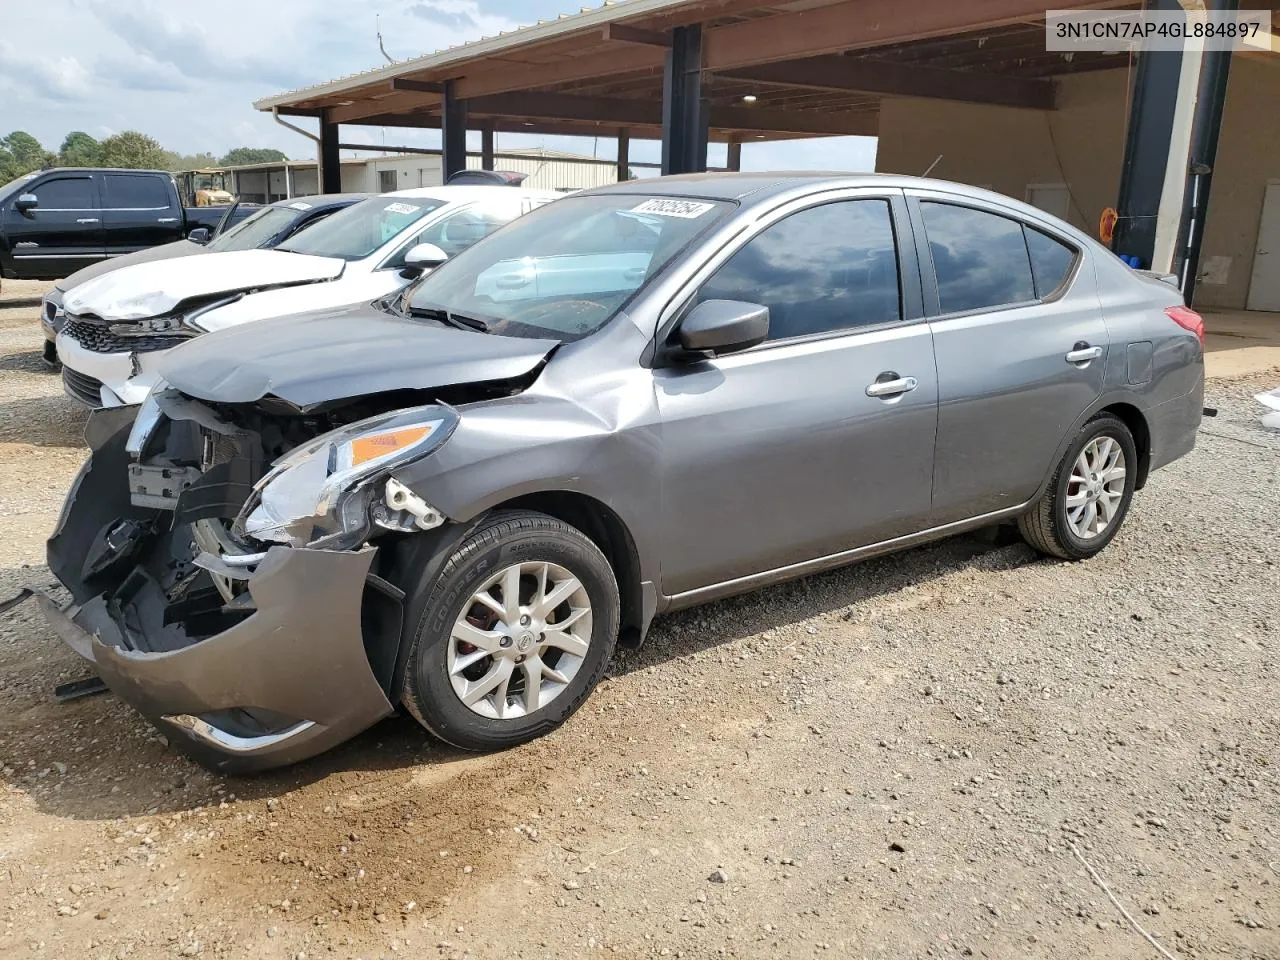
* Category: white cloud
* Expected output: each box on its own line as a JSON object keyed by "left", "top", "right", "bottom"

{"left": 0, "top": 42, "right": 94, "bottom": 101}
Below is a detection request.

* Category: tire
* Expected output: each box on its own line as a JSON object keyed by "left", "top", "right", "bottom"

{"left": 1018, "top": 413, "right": 1138, "bottom": 561}
{"left": 400, "top": 510, "right": 619, "bottom": 751}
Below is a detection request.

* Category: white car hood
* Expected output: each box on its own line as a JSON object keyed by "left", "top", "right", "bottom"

{"left": 62, "top": 249, "right": 346, "bottom": 321}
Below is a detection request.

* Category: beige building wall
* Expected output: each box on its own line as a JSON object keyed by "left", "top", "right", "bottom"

{"left": 875, "top": 68, "right": 1128, "bottom": 235}
{"left": 1193, "top": 56, "right": 1280, "bottom": 310}
{"left": 874, "top": 58, "right": 1279, "bottom": 311}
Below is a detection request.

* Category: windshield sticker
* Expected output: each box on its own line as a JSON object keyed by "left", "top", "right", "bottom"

{"left": 288, "top": 201, "right": 312, "bottom": 210}
{"left": 628, "top": 198, "right": 715, "bottom": 219}
{"left": 384, "top": 201, "right": 421, "bottom": 215}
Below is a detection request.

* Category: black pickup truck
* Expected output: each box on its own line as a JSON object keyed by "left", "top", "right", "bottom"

{"left": 0, "top": 168, "right": 252, "bottom": 281}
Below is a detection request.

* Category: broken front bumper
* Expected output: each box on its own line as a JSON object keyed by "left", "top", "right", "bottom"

{"left": 55, "top": 332, "right": 166, "bottom": 407}
{"left": 39, "top": 545, "right": 394, "bottom": 773}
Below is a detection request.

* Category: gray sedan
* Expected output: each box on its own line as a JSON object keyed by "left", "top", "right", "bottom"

{"left": 40, "top": 173, "right": 1203, "bottom": 771}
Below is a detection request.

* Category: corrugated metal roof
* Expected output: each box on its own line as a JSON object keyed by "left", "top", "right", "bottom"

{"left": 253, "top": 0, "right": 694, "bottom": 110}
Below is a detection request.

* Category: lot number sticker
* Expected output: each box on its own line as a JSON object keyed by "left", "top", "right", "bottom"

{"left": 288, "top": 201, "right": 313, "bottom": 210}
{"left": 384, "top": 202, "right": 421, "bottom": 215}
{"left": 629, "top": 199, "right": 715, "bottom": 218}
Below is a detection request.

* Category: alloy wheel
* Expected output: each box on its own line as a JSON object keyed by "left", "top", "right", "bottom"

{"left": 446, "top": 560, "right": 593, "bottom": 720}
{"left": 1065, "top": 435, "right": 1127, "bottom": 540}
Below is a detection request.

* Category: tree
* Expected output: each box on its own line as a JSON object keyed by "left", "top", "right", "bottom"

{"left": 219, "top": 147, "right": 288, "bottom": 166}
{"left": 0, "top": 131, "right": 54, "bottom": 181}
{"left": 161, "top": 151, "right": 219, "bottom": 172}
{"left": 97, "top": 130, "right": 168, "bottom": 169}
{"left": 59, "top": 131, "right": 101, "bottom": 167}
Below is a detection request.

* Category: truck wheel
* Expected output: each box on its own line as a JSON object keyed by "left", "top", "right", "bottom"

{"left": 400, "top": 510, "right": 619, "bottom": 751}
{"left": 1018, "top": 414, "right": 1138, "bottom": 560}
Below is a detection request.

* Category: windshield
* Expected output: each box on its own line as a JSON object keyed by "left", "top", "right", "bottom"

{"left": 276, "top": 195, "right": 446, "bottom": 260}
{"left": 206, "top": 206, "right": 298, "bottom": 252}
{"left": 406, "top": 194, "right": 732, "bottom": 341}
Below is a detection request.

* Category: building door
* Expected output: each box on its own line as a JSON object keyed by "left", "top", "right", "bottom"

{"left": 1026, "top": 183, "right": 1071, "bottom": 222}
{"left": 1247, "top": 181, "right": 1280, "bottom": 312}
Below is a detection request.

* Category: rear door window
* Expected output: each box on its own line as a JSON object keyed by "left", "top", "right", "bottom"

{"left": 694, "top": 198, "right": 902, "bottom": 342}
{"left": 103, "top": 174, "right": 172, "bottom": 210}
{"left": 920, "top": 202, "right": 1036, "bottom": 314}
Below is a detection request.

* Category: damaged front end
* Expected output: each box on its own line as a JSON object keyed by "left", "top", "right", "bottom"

{"left": 43, "top": 388, "right": 464, "bottom": 773}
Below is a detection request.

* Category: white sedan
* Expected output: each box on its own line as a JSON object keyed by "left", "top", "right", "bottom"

{"left": 58, "top": 186, "right": 560, "bottom": 407}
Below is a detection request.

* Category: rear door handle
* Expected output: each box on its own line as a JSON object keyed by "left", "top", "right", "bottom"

{"left": 76, "top": 217, "right": 100, "bottom": 224}
{"left": 866, "top": 375, "right": 919, "bottom": 399}
{"left": 157, "top": 217, "right": 179, "bottom": 223}
{"left": 1065, "top": 344, "right": 1103, "bottom": 364}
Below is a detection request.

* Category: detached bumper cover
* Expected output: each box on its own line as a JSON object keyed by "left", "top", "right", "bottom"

{"left": 38, "top": 545, "right": 394, "bottom": 773}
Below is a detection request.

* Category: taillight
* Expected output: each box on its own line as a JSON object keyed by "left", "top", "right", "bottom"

{"left": 1165, "top": 305, "right": 1204, "bottom": 346}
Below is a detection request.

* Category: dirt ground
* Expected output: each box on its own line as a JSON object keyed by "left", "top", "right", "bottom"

{"left": 1, "top": 280, "right": 1277, "bottom": 960}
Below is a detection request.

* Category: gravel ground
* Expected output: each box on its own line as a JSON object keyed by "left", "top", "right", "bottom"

{"left": 0, "top": 289, "right": 1277, "bottom": 960}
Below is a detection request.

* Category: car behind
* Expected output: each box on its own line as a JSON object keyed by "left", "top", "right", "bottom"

{"left": 40, "top": 194, "right": 364, "bottom": 366}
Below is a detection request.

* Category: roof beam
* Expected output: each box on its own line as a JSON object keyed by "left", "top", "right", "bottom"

{"left": 391, "top": 78, "right": 445, "bottom": 93}
{"left": 718, "top": 54, "right": 1055, "bottom": 109}
{"left": 328, "top": 90, "right": 438, "bottom": 123}
{"left": 702, "top": 0, "right": 1107, "bottom": 71}
{"left": 601, "top": 23, "right": 671, "bottom": 47}
{"left": 467, "top": 90, "right": 877, "bottom": 136}
{"left": 454, "top": 44, "right": 663, "bottom": 99}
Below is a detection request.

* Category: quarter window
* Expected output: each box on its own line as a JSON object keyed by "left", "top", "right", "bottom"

{"left": 695, "top": 199, "right": 901, "bottom": 341}
{"left": 1025, "top": 226, "right": 1077, "bottom": 298}
{"left": 921, "top": 202, "right": 1036, "bottom": 313}
{"left": 103, "top": 174, "right": 171, "bottom": 210}
{"left": 32, "top": 177, "right": 96, "bottom": 210}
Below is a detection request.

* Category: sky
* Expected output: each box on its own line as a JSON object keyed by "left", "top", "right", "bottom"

{"left": 2, "top": 0, "right": 876, "bottom": 171}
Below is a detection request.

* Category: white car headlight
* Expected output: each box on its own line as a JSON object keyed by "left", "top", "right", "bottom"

{"left": 238, "top": 404, "right": 457, "bottom": 549}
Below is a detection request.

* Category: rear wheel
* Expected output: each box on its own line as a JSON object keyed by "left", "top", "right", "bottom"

{"left": 1018, "top": 414, "right": 1137, "bottom": 560}
{"left": 400, "top": 510, "right": 619, "bottom": 751}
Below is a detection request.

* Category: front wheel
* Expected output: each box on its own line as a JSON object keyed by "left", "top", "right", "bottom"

{"left": 1018, "top": 413, "right": 1138, "bottom": 560}
{"left": 400, "top": 510, "right": 619, "bottom": 751}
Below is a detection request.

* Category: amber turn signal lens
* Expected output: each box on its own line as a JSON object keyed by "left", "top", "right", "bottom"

{"left": 348, "top": 425, "right": 433, "bottom": 466}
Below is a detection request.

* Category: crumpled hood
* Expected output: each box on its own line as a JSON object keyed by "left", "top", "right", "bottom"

{"left": 62, "top": 249, "right": 346, "bottom": 321}
{"left": 158, "top": 302, "right": 559, "bottom": 409}
{"left": 57, "top": 240, "right": 206, "bottom": 294}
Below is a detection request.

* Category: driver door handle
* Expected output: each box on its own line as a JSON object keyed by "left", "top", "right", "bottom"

{"left": 76, "top": 217, "right": 100, "bottom": 224}
{"left": 1065, "top": 344, "right": 1103, "bottom": 364}
{"left": 866, "top": 375, "right": 919, "bottom": 399}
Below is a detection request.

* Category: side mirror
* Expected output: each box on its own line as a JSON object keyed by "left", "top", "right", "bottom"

{"left": 675, "top": 299, "right": 769, "bottom": 359}
{"left": 187, "top": 227, "right": 211, "bottom": 244}
{"left": 403, "top": 242, "right": 449, "bottom": 272}
{"left": 15, "top": 193, "right": 38, "bottom": 216}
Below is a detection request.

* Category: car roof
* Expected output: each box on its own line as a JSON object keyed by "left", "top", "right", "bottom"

{"left": 575, "top": 171, "right": 1006, "bottom": 204}
{"left": 376, "top": 185, "right": 562, "bottom": 201}
{"left": 268, "top": 193, "right": 366, "bottom": 210}
{"left": 573, "top": 172, "right": 1097, "bottom": 244}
